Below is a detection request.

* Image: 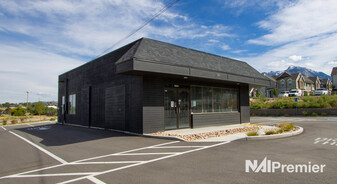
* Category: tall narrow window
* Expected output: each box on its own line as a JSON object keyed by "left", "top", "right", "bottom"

{"left": 62, "top": 96, "right": 65, "bottom": 114}
{"left": 288, "top": 80, "right": 292, "bottom": 87}
{"left": 69, "top": 94, "right": 76, "bottom": 114}
{"left": 281, "top": 80, "right": 285, "bottom": 87}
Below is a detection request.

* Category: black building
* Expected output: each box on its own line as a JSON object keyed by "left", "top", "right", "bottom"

{"left": 58, "top": 38, "right": 268, "bottom": 133}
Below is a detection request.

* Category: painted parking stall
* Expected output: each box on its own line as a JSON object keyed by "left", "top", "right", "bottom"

{"left": 1, "top": 139, "right": 230, "bottom": 183}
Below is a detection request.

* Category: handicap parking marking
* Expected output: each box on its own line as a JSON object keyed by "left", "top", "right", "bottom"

{"left": 27, "top": 125, "right": 52, "bottom": 131}
{"left": 0, "top": 140, "right": 232, "bottom": 184}
{"left": 314, "top": 137, "right": 337, "bottom": 146}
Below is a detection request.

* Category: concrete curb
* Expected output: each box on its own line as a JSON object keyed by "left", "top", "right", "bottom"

{"left": 245, "top": 126, "right": 303, "bottom": 140}
{"left": 58, "top": 122, "right": 186, "bottom": 141}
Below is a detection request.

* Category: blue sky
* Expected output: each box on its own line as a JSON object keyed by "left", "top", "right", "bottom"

{"left": 1, "top": 0, "right": 337, "bottom": 103}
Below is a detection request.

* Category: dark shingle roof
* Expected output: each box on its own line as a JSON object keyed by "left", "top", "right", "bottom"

{"left": 304, "top": 77, "right": 314, "bottom": 84}
{"left": 117, "top": 38, "right": 267, "bottom": 80}
{"left": 331, "top": 67, "right": 337, "bottom": 76}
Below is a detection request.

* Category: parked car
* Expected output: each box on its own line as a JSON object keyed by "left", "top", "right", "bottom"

{"left": 278, "top": 91, "right": 289, "bottom": 97}
{"left": 289, "top": 89, "right": 303, "bottom": 97}
{"left": 314, "top": 88, "right": 328, "bottom": 95}
{"left": 331, "top": 88, "right": 337, "bottom": 95}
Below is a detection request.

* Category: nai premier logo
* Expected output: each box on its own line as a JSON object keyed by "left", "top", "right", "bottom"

{"left": 245, "top": 157, "right": 326, "bottom": 173}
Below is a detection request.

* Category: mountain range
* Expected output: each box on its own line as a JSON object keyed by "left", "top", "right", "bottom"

{"left": 262, "top": 66, "right": 332, "bottom": 80}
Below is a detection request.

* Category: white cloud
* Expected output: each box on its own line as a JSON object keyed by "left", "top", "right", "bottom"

{"left": 221, "top": 44, "right": 231, "bottom": 50}
{"left": 208, "top": 39, "right": 220, "bottom": 43}
{"left": 328, "top": 61, "right": 337, "bottom": 65}
{"left": 0, "top": 0, "right": 234, "bottom": 102}
{"left": 248, "top": 0, "right": 337, "bottom": 46}
{"left": 239, "top": 0, "right": 337, "bottom": 76}
{"left": 288, "top": 55, "right": 302, "bottom": 61}
{"left": 243, "top": 32, "right": 337, "bottom": 74}
{"left": 0, "top": 43, "right": 83, "bottom": 103}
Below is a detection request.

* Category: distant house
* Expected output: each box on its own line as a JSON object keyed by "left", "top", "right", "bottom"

{"left": 274, "top": 72, "right": 305, "bottom": 92}
{"left": 308, "top": 76, "right": 321, "bottom": 90}
{"left": 255, "top": 74, "right": 277, "bottom": 98}
{"left": 303, "top": 77, "right": 315, "bottom": 93}
{"left": 320, "top": 78, "right": 332, "bottom": 91}
{"left": 331, "top": 67, "right": 337, "bottom": 89}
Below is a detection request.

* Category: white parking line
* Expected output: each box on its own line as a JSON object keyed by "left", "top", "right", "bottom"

{"left": 10, "top": 172, "right": 100, "bottom": 178}
{"left": 69, "top": 161, "right": 144, "bottom": 165}
{"left": 59, "top": 141, "right": 231, "bottom": 184}
{"left": 9, "top": 131, "right": 68, "bottom": 164}
{"left": 1, "top": 141, "right": 179, "bottom": 179}
{"left": 151, "top": 146, "right": 204, "bottom": 148}
{"left": 87, "top": 176, "right": 106, "bottom": 184}
{"left": 116, "top": 152, "right": 180, "bottom": 155}
{"left": 1, "top": 126, "right": 6, "bottom": 131}
{"left": 1, "top": 140, "right": 232, "bottom": 183}
{"left": 73, "top": 141, "right": 179, "bottom": 163}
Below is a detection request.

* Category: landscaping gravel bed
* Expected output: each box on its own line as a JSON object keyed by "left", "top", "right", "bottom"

{"left": 150, "top": 126, "right": 259, "bottom": 141}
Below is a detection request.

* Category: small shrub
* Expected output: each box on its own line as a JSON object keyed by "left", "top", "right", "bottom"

{"left": 277, "top": 129, "right": 284, "bottom": 134}
{"left": 265, "top": 130, "right": 277, "bottom": 135}
{"left": 50, "top": 118, "right": 56, "bottom": 121}
{"left": 247, "top": 131, "right": 259, "bottom": 136}
{"left": 11, "top": 119, "right": 18, "bottom": 124}
{"left": 284, "top": 114, "right": 289, "bottom": 117}
{"left": 2, "top": 119, "right": 7, "bottom": 125}
{"left": 278, "top": 122, "right": 295, "bottom": 132}
{"left": 321, "top": 112, "right": 328, "bottom": 116}
{"left": 302, "top": 111, "right": 310, "bottom": 116}
{"left": 11, "top": 107, "right": 26, "bottom": 116}
{"left": 312, "top": 112, "right": 319, "bottom": 116}
{"left": 251, "top": 113, "right": 256, "bottom": 116}
{"left": 20, "top": 118, "right": 25, "bottom": 122}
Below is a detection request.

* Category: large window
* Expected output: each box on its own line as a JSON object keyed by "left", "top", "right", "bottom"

{"left": 69, "top": 94, "right": 76, "bottom": 114}
{"left": 191, "top": 86, "right": 238, "bottom": 113}
{"left": 191, "top": 86, "right": 202, "bottom": 113}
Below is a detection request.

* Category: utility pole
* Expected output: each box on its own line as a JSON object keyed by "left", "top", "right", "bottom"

{"left": 26, "top": 91, "right": 30, "bottom": 111}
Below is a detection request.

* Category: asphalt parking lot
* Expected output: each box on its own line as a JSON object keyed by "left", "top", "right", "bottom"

{"left": 0, "top": 117, "right": 337, "bottom": 184}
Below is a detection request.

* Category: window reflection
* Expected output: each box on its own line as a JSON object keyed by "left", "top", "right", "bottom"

{"left": 191, "top": 86, "right": 238, "bottom": 113}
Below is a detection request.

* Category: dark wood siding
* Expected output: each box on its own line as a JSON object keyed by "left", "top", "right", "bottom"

{"left": 240, "top": 84, "right": 250, "bottom": 123}
{"left": 105, "top": 85, "right": 125, "bottom": 130}
{"left": 143, "top": 77, "right": 165, "bottom": 133}
{"left": 192, "top": 112, "right": 240, "bottom": 128}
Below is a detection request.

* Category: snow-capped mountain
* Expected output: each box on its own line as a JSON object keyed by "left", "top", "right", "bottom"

{"left": 263, "top": 66, "right": 331, "bottom": 80}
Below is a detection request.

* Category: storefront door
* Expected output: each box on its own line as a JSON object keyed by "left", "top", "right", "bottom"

{"left": 164, "top": 87, "right": 190, "bottom": 129}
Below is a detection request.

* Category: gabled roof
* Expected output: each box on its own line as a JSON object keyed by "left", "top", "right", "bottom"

{"left": 277, "top": 72, "right": 300, "bottom": 81}
{"left": 320, "top": 78, "right": 331, "bottom": 84}
{"left": 308, "top": 76, "right": 320, "bottom": 83}
{"left": 304, "top": 77, "right": 314, "bottom": 84}
{"left": 331, "top": 67, "right": 337, "bottom": 76}
{"left": 263, "top": 74, "right": 276, "bottom": 82}
{"left": 115, "top": 38, "right": 269, "bottom": 86}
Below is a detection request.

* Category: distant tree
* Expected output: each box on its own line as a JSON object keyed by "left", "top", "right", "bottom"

{"left": 272, "top": 88, "right": 278, "bottom": 97}
{"left": 11, "top": 106, "right": 26, "bottom": 116}
{"left": 256, "top": 90, "right": 260, "bottom": 97}
{"left": 35, "top": 102, "right": 45, "bottom": 117}
{"left": 45, "top": 107, "right": 57, "bottom": 116}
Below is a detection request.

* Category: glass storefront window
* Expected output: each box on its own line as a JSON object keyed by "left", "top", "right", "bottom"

{"left": 203, "top": 87, "right": 213, "bottom": 113}
{"left": 213, "top": 88, "right": 222, "bottom": 112}
{"left": 191, "top": 86, "right": 202, "bottom": 113}
{"left": 69, "top": 94, "right": 76, "bottom": 114}
{"left": 191, "top": 86, "right": 238, "bottom": 113}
